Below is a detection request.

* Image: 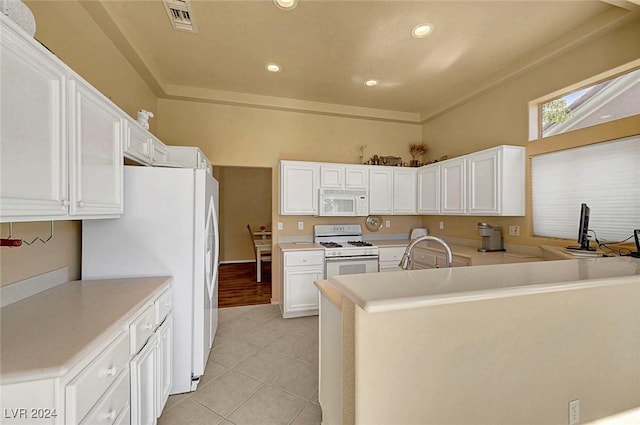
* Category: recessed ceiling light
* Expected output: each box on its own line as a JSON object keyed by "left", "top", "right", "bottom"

{"left": 273, "top": 0, "right": 297, "bottom": 10}
{"left": 266, "top": 63, "right": 281, "bottom": 72}
{"left": 412, "top": 23, "right": 434, "bottom": 38}
{"left": 364, "top": 79, "right": 379, "bottom": 87}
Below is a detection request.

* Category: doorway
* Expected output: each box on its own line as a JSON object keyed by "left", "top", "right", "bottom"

{"left": 212, "top": 166, "right": 272, "bottom": 307}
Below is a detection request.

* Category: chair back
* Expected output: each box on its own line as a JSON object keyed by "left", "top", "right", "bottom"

{"left": 247, "top": 224, "right": 258, "bottom": 260}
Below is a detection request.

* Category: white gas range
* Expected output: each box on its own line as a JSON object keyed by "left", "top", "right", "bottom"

{"left": 314, "top": 224, "right": 379, "bottom": 278}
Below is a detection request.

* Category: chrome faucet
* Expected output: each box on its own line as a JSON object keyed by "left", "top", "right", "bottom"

{"left": 399, "top": 235, "right": 454, "bottom": 270}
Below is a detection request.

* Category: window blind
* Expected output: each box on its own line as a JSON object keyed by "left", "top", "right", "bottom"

{"left": 531, "top": 136, "right": 640, "bottom": 242}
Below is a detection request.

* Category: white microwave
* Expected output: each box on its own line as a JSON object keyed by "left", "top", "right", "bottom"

{"left": 318, "top": 188, "right": 369, "bottom": 216}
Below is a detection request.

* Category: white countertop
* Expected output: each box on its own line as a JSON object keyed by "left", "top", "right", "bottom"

{"left": 279, "top": 242, "right": 324, "bottom": 251}
{"left": 0, "top": 276, "right": 171, "bottom": 383}
{"left": 326, "top": 257, "right": 640, "bottom": 313}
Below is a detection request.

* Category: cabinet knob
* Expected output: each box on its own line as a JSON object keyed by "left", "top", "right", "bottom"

{"left": 100, "top": 365, "right": 117, "bottom": 377}
{"left": 104, "top": 409, "right": 117, "bottom": 420}
{"left": 62, "top": 200, "right": 69, "bottom": 208}
{"left": 142, "top": 323, "right": 153, "bottom": 330}
{"left": 78, "top": 201, "right": 85, "bottom": 208}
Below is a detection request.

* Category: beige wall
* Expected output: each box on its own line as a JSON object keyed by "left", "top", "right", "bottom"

{"left": 420, "top": 18, "right": 640, "bottom": 250}
{"left": 213, "top": 166, "right": 272, "bottom": 262}
{"left": 1, "top": 1, "right": 158, "bottom": 287}
{"left": 157, "top": 98, "right": 423, "bottom": 301}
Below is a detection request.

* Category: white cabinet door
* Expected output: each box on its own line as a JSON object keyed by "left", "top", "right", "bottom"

{"left": 369, "top": 168, "right": 393, "bottom": 214}
{"left": 0, "top": 21, "right": 68, "bottom": 221}
{"left": 393, "top": 168, "right": 417, "bottom": 214}
{"left": 284, "top": 268, "right": 323, "bottom": 317}
{"left": 280, "top": 161, "right": 319, "bottom": 215}
{"left": 344, "top": 166, "right": 368, "bottom": 189}
{"left": 130, "top": 334, "right": 156, "bottom": 425}
{"left": 68, "top": 78, "right": 123, "bottom": 217}
{"left": 320, "top": 165, "right": 344, "bottom": 188}
{"left": 155, "top": 316, "right": 172, "bottom": 418}
{"left": 124, "top": 120, "right": 152, "bottom": 165}
{"left": 440, "top": 157, "right": 466, "bottom": 215}
{"left": 468, "top": 148, "right": 500, "bottom": 215}
{"left": 149, "top": 137, "right": 168, "bottom": 164}
{"left": 417, "top": 165, "right": 440, "bottom": 214}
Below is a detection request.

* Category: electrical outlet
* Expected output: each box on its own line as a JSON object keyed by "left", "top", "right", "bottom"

{"left": 569, "top": 399, "right": 580, "bottom": 425}
{"left": 509, "top": 225, "right": 520, "bottom": 236}
{"left": 385, "top": 220, "right": 391, "bottom": 228}
{"left": 297, "top": 221, "right": 304, "bottom": 230}
{"left": 277, "top": 222, "right": 283, "bottom": 231}
{"left": 439, "top": 221, "right": 444, "bottom": 230}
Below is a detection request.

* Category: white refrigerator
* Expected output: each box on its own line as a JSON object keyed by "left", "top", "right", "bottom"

{"left": 82, "top": 165, "right": 219, "bottom": 394}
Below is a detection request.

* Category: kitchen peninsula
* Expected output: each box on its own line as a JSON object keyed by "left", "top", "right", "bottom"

{"left": 316, "top": 257, "right": 640, "bottom": 425}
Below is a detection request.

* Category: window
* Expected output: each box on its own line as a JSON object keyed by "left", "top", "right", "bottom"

{"left": 531, "top": 136, "right": 640, "bottom": 242}
{"left": 529, "top": 61, "right": 640, "bottom": 141}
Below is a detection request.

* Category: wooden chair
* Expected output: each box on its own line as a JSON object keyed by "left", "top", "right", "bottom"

{"left": 247, "top": 224, "right": 272, "bottom": 283}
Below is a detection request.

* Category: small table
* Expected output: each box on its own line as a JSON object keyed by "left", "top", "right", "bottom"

{"left": 254, "top": 240, "right": 272, "bottom": 283}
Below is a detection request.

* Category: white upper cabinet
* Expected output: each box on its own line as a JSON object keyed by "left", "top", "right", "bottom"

{"left": 0, "top": 18, "right": 68, "bottom": 220}
{"left": 468, "top": 145, "right": 525, "bottom": 216}
{"left": 320, "top": 164, "right": 368, "bottom": 189}
{"left": 0, "top": 16, "right": 123, "bottom": 222}
{"left": 320, "top": 165, "right": 344, "bottom": 188}
{"left": 421, "top": 145, "right": 525, "bottom": 216}
{"left": 369, "top": 167, "right": 394, "bottom": 214}
{"left": 124, "top": 119, "right": 152, "bottom": 165}
{"left": 344, "top": 166, "right": 368, "bottom": 189}
{"left": 68, "top": 78, "right": 123, "bottom": 217}
{"left": 280, "top": 161, "right": 320, "bottom": 215}
{"left": 417, "top": 164, "right": 440, "bottom": 214}
{"left": 393, "top": 168, "right": 417, "bottom": 214}
{"left": 440, "top": 157, "right": 466, "bottom": 215}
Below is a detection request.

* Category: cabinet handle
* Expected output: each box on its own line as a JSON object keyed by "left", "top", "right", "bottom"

{"left": 104, "top": 409, "right": 117, "bottom": 420}
{"left": 99, "top": 365, "right": 117, "bottom": 377}
{"left": 78, "top": 201, "right": 85, "bottom": 208}
{"left": 61, "top": 200, "right": 69, "bottom": 208}
{"left": 142, "top": 323, "right": 153, "bottom": 330}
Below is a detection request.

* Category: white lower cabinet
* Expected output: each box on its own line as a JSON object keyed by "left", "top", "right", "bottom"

{"left": 410, "top": 246, "right": 470, "bottom": 269}
{"left": 130, "top": 334, "right": 156, "bottom": 425}
{"left": 155, "top": 316, "right": 173, "bottom": 417}
{"left": 378, "top": 246, "right": 406, "bottom": 272}
{"left": 280, "top": 250, "right": 325, "bottom": 318}
{"left": 0, "top": 283, "right": 172, "bottom": 425}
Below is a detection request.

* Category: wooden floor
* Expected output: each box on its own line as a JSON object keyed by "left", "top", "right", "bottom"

{"left": 218, "top": 262, "right": 272, "bottom": 308}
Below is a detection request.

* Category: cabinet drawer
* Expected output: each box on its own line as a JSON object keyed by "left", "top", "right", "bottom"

{"left": 125, "top": 124, "right": 150, "bottom": 164}
{"left": 411, "top": 248, "right": 438, "bottom": 267}
{"left": 154, "top": 289, "right": 172, "bottom": 326}
{"left": 378, "top": 247, "right": 406, "bottom": 262}
{"left": 129, "top": 304, "right": 156, "bottom": 355}
{"left": 284, "top": 251, "right": 324, "bottom": 267}
{"left": 80, "top": 370, "right": 130, "bottom": 425}
{"left": 66, "top": 332, "right": 130, "bottom": 424}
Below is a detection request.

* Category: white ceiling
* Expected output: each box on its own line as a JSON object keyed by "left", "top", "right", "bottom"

{"left": 83, "top": 0, "right": 638, "bottom": 121}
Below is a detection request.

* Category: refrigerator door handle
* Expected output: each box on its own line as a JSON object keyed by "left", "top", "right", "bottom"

{"left": 205, "top": 195, "right": 218, "bottom": 301}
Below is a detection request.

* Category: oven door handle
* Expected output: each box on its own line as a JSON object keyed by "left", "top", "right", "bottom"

{"left": 325, "top": 255, "right": 379, "bottom": 262}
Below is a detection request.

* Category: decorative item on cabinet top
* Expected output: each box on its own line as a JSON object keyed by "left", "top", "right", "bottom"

{"left": 409, "top": 143, "right": 429, "bottom": 167}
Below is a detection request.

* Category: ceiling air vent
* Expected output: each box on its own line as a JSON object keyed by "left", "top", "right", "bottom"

{"left": 163, "top": 0, "right": 197, "bottom": 33}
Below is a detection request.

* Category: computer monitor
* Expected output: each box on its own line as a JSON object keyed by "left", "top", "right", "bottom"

{"left": 631, "top": 229, "right": 640, "bottom": 258}
{"left": 567, "top": 203, "right": 595, "bottom": 251}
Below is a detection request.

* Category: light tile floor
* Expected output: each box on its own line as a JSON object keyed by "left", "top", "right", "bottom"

{"left": 159, "top": 304, "right": 322, "bottom": 425}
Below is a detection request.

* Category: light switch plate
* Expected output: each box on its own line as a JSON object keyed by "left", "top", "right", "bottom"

{"left": 277, "top": 222, "right": 283, "bottom": 231}
{"left": 385, "top": 220, "right": 391, "bottom": 228}
{"left": 297, "top": 221, "right": 304, "bottom": 230}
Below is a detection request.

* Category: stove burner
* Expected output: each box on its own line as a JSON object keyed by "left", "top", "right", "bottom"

{"left": 347, "top": 241, "right": 373, "bottom": 247}
{"left": 320, "top": 242, "right": 343, "bottom": 248}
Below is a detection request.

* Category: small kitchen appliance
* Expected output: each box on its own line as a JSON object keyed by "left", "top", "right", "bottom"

{"left": 314, "top": 224, "right": 379, "bottom": 277}
{"left": 477, "top": 222, "right": 505, "bottom": 252}
{"left": 318, "top": 189, "right": 369, "bottom": 217}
